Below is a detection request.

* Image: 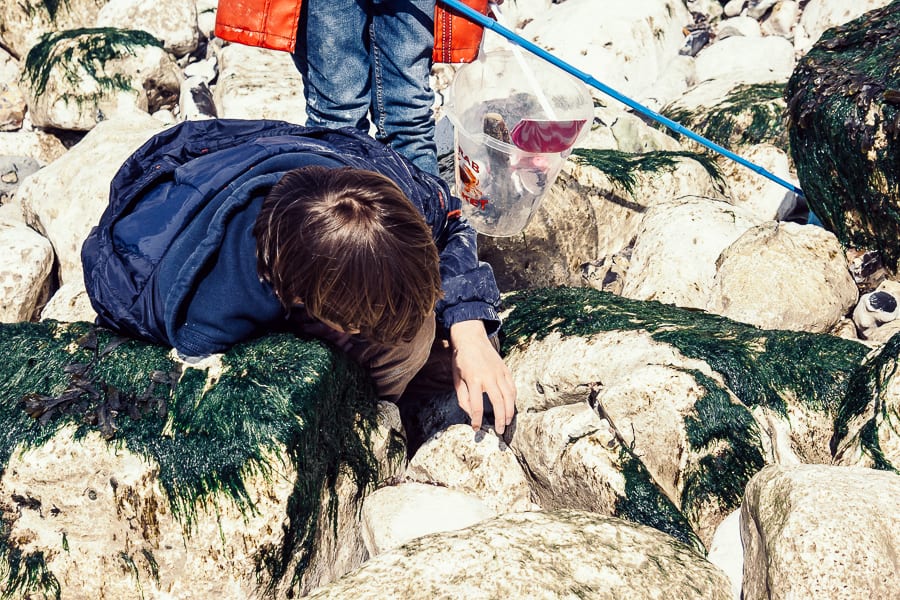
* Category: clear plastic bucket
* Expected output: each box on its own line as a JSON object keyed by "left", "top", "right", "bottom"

{"left": 445, "top": 49, "right": 593, "bottom": 237}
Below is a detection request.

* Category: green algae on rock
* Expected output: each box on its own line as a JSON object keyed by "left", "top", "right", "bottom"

{"left": 0, "top": 321, "right": 382, "bottom": 597}
{"left": 571, "top": 148, "right": 724, "bottom": 196}
{"left": 501, "top": 288, "right": 866, "bottom": 416}
{"left": 22, "top": 28, "right": 163, "bottom": 100}
{"left": 833, "top": 332, "right": 900, "bottom": 472}
{"left": 500, "top": 287, "right": 867, "bottom": 542}
{"left": 786, "top": 1, "right": 900, "bottom": 271}
{"left": 661, "top": 83, "right": 790, "bottom": 152}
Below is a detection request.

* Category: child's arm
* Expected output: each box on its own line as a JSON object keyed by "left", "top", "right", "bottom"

{"left": 449, "top": 319, "right": 517, "bottom": 435}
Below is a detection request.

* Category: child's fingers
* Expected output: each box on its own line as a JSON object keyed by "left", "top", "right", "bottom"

{"left": 455, "top": 379, "right": 478, "bottom": 430}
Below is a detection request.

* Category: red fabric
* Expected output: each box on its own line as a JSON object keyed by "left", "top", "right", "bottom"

{"left": 433, "top": 0, "right": 488, "bottom": 64}
{"left": 214, "top": 0, "right": 302, "bottom": 53}
{"left": 214, "top": 0, "right": 487, "bottom": 63}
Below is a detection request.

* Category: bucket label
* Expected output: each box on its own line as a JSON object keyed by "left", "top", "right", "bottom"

{"left": 457, "top": 146, "right": 489, "bottom": 210}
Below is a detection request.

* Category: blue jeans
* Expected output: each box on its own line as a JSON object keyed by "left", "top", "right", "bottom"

{"left": 294, "top": 0, "right": 438, "bottom": 175}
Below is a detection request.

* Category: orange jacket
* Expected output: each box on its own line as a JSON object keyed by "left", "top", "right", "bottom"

{"left": 214, "top": 0, "right": 488, "bottom": 63}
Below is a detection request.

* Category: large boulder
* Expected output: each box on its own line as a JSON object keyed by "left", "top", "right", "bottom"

{"left": 499, "top": 287, "right": 867, "bottom": 545}
{"left": 0, "top": 321, "right": 403, "bottom": 598}
{"left": 786, "top": 1, "right": 900, "bottom": 271}
{"left": 620, "top": 198, "right": 760, "bottom": 310}
{"left": 707, "top": 221, "right": 859, "bottom": 333}
{"left": 832, "top": 333, "right": 900, "bottom": 470}
{"left": 308, "top": 510, "right": 734, "bottom": 600}
{"left": 20, "top": 28, "right": 182, "bottom": 131}
{"left": 741, "top": 464, "right": 900, "bottom": 600}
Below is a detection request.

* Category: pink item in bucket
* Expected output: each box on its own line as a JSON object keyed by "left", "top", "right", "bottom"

{"left": 510, "top": 118, "right": 586, "bottom": 153}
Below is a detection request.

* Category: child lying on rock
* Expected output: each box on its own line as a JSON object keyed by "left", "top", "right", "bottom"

{"left": 81, "top": 118, "right": 516, "bottom": 434}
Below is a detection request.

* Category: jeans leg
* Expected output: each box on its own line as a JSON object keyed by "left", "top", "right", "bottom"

{"left": 370, "top": 0, "right": 438, "bottom": 174}
{"left": 293, "top": 0, "right": 372, "bottom": 131}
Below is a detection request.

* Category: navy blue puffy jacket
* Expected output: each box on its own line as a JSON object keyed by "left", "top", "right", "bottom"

{"left": 81, "top": 119, "right": 500, "bottom": 356}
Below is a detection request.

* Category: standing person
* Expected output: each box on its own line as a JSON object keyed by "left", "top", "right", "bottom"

{"left": 215, "top": 0, "right": 490, "bottom": 176}
{"left": 293, "top": 0, "right": 439, "bottom": 175}
{"left": 81, "top": 118, "right": 516, "bottom": 435}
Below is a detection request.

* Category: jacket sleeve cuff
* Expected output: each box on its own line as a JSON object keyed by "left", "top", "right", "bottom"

{"left": 438, "top": 301, "right": 501, "bottom": 337}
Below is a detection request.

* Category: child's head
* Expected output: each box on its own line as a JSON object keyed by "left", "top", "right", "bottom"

{"left": 254, "top": 166, "right": 442, "bottom": 344}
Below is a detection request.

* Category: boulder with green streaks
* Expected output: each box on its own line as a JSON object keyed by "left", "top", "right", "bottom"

{"left": 0, "top": 320, "right": 404, "bottom": 599}
{"left": 500, "top": 287, "right": 868, "bottom": 545}
{"left": 833, "top": 333, "right": 900, "bottom": 471}
{"left": 21, "top": 28, "right": 181, "bottom": 131}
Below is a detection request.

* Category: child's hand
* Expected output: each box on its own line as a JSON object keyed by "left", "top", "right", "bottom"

{"left": 449, "top": 320, "right": 517, "bottom": 434}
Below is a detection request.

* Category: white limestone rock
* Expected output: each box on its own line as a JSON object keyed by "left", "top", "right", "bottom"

{"left": 706, "top": 509, "right": 744, "bottom": 600}
{"left": 716, "top": 16, "right": 763, "bottom": 40}
{"left": 0, "top": 0, "right": 106, "bottom": 59}
{"left": 97, "top": 0, "right": 200, "bottom": 57}
{"left": 213, "top": 44, "right": 306, "bottom": 122}
{"left": 518, "top": 0, "right": 693, "bottom": 108}
{"left": 0, "top": 129, "right": 68, "bottom": 166}
{"left": 621, "top": 198, "right": 760, "bottom": 310}
{"left": 0, "top": 214, "right": 53, "bottom": 322}
{"left": 40, "top": 281, "right": 96, "bottom": 323}
{"left": 833, "top": 340, "right": 900, "bottom": 471}
{"left": 746, "top": 0, "right": 779, "bottom": 19}
{"left": 708, "top": 221, "right": 858, "bottom": 333}
{"left": 694, "top": 35, "right": 795, "bottom": 86}
{"left": 21, "top": 31, "right": 182, "bottom": 131}
{"left": 360, "top": 482, "right": 495, "bottom": 556}
{"left": 852, "top": 279, "right": 900, "bottom": 344}
{"left": 404, "top": 423, "right": 537, "bottom": 514}
{"left": 308, "top": 510, "right": 734, "bottom": 600}
{"left": 760, "top": 0, "right": 800, "bottom": 38}
{"left": 741, "top": 464, "right": 900, "bottom": 600}
{"left": 718, "top": 143, "right": 799, "bottom": 221}
{"left": 795, "top": 0, "right": 895, "bottom": 56}
{"left": 505, "top": 329, "right": 761, "bottom": 544}
{"left": 0, "top": 81, "right": 26, "bottom": 131}
{"left": 12, "top": 112, "right": 166, "bottom": 286}
{"left": 195, "top": 0, "right": 220, "bottom": 41}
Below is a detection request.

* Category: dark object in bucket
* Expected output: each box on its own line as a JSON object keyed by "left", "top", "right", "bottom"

{"left": 785, "top": 1, "right": 900, "bottom": 272}
{"left": 483, "top": 112, "right": 512, "bottom": 144}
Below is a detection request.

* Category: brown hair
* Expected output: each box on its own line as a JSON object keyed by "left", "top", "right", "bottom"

{"left": 254, "top": 166, "right": 442, "bottom": 344}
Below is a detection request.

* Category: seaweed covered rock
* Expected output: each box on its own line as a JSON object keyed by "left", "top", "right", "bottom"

{"left": 741, "top": 464, "right": 900, "bottom": 600}
{"left": 307, "top": 510, "right": 734, "bottom": 600}
{"left": 0, "top": 321, "right": 404, "bottom": 598}
{"left": 786, "top": 1, "right": 900, "bottom": 271}
{"left": 500, "top": 288, "right": 868, "bottom": 546}
{"left": 661, "top": 81, "right": 790, "bottom": 153}
{"left": 833, "top": 333, "right": 900, "bottom": 471}
{"left": 20, "top": 28, "right": 182, "bottom": 131}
